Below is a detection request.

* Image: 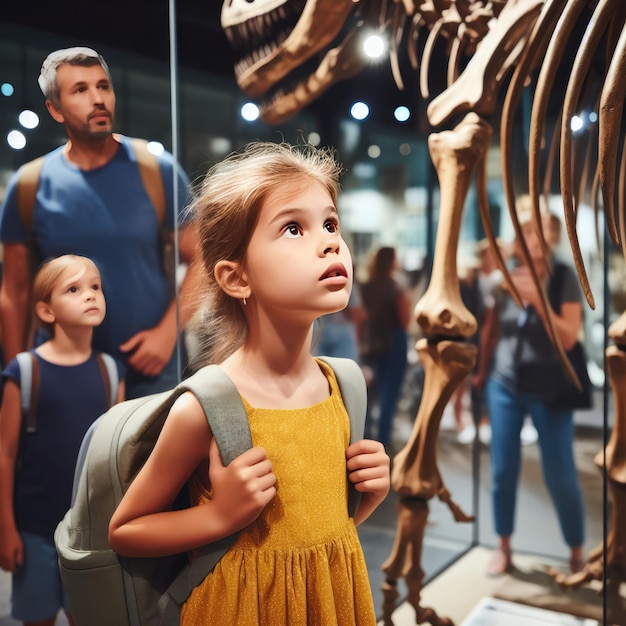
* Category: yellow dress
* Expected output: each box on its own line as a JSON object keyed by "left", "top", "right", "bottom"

{"left": 180, "top": 360, "right": 376, "bottom": 626}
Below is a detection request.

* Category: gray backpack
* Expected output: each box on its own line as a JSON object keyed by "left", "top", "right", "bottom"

{"left": 54, "top": 357, "right": 366, "bottom": 626}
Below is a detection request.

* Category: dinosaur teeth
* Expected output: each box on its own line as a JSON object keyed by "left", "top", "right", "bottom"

{"left": 226, "top": 0, "right": 304, "bottom": 69}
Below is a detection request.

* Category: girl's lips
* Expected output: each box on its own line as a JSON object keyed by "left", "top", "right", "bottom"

{"left": 320, "top": 263, "right": 348, "bottom": 280}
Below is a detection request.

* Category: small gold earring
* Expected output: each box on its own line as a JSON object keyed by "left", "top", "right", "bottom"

{"left": 242, "top": 297, "right": 247, "bottom": 306}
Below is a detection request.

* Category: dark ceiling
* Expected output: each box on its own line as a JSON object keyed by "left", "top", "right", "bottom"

{"left": 0, "top": 1, "right": 425, "bottom": 130}
{"left": 1, "top": 1, "right": 610, "bottom": 133}
{"left": 2, "top": 2, "right": 234, "bottom": 77}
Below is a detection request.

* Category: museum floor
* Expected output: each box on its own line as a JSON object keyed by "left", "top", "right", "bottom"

{"left": 0, "top": 385, "right": 618, "bottom": 625}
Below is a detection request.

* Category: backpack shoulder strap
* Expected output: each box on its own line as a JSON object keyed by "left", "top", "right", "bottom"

{"left": 15, "top": 351, "right": 39, "bottom": 433}
{"left": 181, "top": 364, "right": 252, "bottom": 464}
{"left": 127, "top": 137, "right": 166, "bottom": 226}
{"left": 316, "top": 356, "right": 367, "bottom": 518}
{"left": 96, "top": 352, "right": 119, "bottom": 408}
{"left": 16, "top": 157, "right": 46, "bottom": 233}
{"left": 158, "top": 365, "right": 252, "bottom": 623}
{"left": 126, "top": 136, "right": 174, "bottom": 288}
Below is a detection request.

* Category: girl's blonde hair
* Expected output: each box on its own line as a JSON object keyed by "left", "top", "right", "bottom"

{"left": 33, "top": 255, "right": 101, "bottom": 332}
{"left": 190, "top": 141, "right": 343, "bottom": 363}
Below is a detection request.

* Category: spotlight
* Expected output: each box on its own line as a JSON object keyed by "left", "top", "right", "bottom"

{"left": 367, "top": 145, "right": 381, "bottom": 159}
{"left": 394, "top": 106, "right": 410, "bottom": 122}
{"left": 18, "top": 110, "right": 39, "bottom": 129}
{"left": 363, "top": 34, "right": 386, "bottom": 59}
{"left": 241, "top": 102, "right": 260, "bottom": 122}
{"left": 351, "top": 102, "right": 369, "bottom": 121}
{"left": 7, "top": 129, "right": 26, "bottom": 150}
{"left": 147, "top": 141, "right": 165, "bottom": 156}
{"left": 570, "top": 115, "right": 583, "bottom": 132}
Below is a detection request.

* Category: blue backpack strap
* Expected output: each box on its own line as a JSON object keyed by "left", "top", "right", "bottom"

{"left": 316, "top": 356, "right": 367, "bottom": 518}
{"left": 15, "top": 351, "right": 39, "bottom": 433}
{"left": 96, "top": 352, "right": 119, "bottom": 407}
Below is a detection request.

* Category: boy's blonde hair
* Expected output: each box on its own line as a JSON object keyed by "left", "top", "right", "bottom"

{"left": 190, "top": 141, "right": 343, "bottom": 363}
{"left": 34, "top": 255, "right": 101, "bottom": 332}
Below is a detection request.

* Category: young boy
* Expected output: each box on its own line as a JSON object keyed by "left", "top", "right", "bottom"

{"left": 0, "top": 254, "right": 124, "bottom": 626}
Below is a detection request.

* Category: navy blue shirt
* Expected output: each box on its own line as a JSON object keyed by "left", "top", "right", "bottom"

{"left": 4, "top": 350, "right": 124, "bottom": 539}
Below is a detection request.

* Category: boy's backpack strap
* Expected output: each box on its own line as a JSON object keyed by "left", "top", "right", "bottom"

{"left": 96, "top": 352, "right": 119, "bottom": 408}
{"left": 157, "top": 365, "right": 253, "bottom": 624}
{"left": 316, "top": 356, "right": 367, "bottom": 518}
{"left": 15, "top": 351, "right": 39, "bottom": 433}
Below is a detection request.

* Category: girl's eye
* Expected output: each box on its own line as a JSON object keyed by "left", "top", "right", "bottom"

{"left": 324, "top": 219, "right": 339, "bottom": 234}
{"left": 283, "top": 223, "right": 302, "bottom": 238}
{"left": 68, "top": 286, "right": 78, "bottom": 293}
{"left": 92, "top": 284, "right": 101, "bottom": 291}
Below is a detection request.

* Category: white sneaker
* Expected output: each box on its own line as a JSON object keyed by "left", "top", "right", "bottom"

{"left": 478, "top": 423, "right": 492, "bottom": 445}
{"left": 457, "top": 424, "right": 476, "bottom": 444}
{"left": 520, "top": 422, "right": 538, "bottom": 446}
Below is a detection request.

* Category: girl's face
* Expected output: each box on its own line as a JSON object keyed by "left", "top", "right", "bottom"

{"left": 242, "top": 181, "right": 353, "bottom": 322}
{"left": 41, "top": 262, "right": 106, "bottom": 329}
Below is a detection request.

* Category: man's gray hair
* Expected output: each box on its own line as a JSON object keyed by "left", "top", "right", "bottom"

{"left": 38, "top": 47, "right": 112, "bottom": 106}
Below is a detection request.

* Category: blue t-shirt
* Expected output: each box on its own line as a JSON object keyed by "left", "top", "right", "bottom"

{"left": 0, "top": 136, "right": 190, "bottom": 364}
{"left": 3, "top": 350, "right": 125, "bottom": 539}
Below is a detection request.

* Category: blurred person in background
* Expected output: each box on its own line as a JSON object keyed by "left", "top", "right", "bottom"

{"left": 360, "top": 247, "right": 411, "bottom": 449}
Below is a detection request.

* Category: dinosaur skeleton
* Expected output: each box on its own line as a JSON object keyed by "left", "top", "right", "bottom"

{"left": 221, "top": 0, "right": 626, "bottom": 623}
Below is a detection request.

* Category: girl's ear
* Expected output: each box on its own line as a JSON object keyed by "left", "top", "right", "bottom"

{"left": 35, "top": 301, "right": 55, "bottom": 325}
{"left": 214, "top": 260, "right": 251, "bottom": 300}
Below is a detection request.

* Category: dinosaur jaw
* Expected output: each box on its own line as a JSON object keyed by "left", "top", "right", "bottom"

{"left": 221, "top": 0, "right": 375, "bottom": 123}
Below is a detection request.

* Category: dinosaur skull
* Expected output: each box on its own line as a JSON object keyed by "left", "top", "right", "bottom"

{"left": 220, "top": 0, "right": 376, "bottom": 123}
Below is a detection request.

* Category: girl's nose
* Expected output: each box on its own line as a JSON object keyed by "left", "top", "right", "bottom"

{"left": 322, "top": 238, "right": 340, "bottom": 256}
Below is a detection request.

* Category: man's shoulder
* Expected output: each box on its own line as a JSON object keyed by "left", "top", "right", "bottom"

{"left": 116, "top": 134, "right": 174, "bottom": 162}
{"left": 18, "top": 145, "right": 65, "bottom": 173}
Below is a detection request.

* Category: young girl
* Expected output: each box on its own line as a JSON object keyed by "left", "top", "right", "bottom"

{"left": 109, "top": 141, "right": 390, "bottom": 625}
{"left": 0, "top": 254, "right": 125, "bottom": 626}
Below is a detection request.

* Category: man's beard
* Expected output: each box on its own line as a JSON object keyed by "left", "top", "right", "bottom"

{"left": 71, "top": 117, "right": 114, "bottom": 141}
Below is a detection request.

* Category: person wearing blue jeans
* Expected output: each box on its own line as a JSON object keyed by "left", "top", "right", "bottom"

{"left": 486, "top": 378, "right": 585, "bottom": 571}
{"left": 477, "top": 196, "right": 586, "bottom": 576}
